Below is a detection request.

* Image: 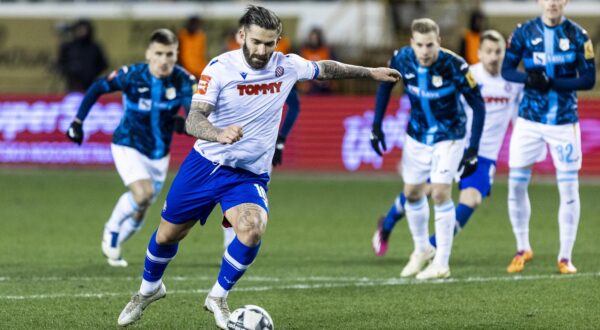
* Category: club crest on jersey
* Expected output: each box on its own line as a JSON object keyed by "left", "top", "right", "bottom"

{"left": 559, "top": 38, "right": 570, "bottom": 51}
{"left": 165, "top": 87, "right": 176, "bottom": 100}
{"left": 237, "top": 81, "right": 283, "bottom": 96}
{"left": 275, "top": 66, "right": 284, "bottom": 77}
{"left": 431, "top": 75, "right": 443, "bottom": 87}
{"left": 504, "top": 83, "right": 512, "bottom": 92}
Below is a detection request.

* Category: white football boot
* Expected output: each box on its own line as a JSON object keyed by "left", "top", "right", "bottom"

{"left": 416, "top": 262, "right": 451, "bottom": 280}
{"left": 117, "top": 283, "right": 166, "bottom": 326}
{"left": 400, "top": 246, "right": 436, "bottom": 277}
{"left": 204, "top": 295, "right": 231, "bottom": 330}
{"left": 102, "top": 228, "right": 128, "bottom": 267}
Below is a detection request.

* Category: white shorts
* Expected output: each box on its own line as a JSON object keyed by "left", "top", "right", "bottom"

{"left": 111, "top": 144, "right": 170, "bottom": 187}
{"left": 509, "top": 118, "right": 581, "bottom": 172}
{"left": 401, "top": 135, "right": 465, "bottom": 185}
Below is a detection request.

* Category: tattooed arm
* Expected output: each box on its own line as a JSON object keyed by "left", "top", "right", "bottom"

{"left": 185, "top": 101, "right": 243, "bottom": 144}
{"left": 316, "top": 60, "right": 401, "bottom": 82}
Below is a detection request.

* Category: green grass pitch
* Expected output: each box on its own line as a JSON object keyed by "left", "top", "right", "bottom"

{"left": 1, "top": 168, "right": 599, "bottom": 329}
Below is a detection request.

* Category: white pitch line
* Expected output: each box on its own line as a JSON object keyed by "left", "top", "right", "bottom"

{"left": 0, "top": 275, "right": 380, "bottom": 283}
{"left": 1, "top": 272, "right": 598, "bottom": 300}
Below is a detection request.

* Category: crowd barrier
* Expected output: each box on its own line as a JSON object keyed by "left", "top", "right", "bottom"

{"left": 2, "top": 93, "right": 600, "bottom": 174}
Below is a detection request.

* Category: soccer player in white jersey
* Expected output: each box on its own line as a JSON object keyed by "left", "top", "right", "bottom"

{"left": 371, "top": 29, "right": 524, "bottom": 276}
{"left": 117, "top": 5, "right": 400, "bottom": 329}
{"left": 502, "top": 0, "right": 595, "bottom": 274}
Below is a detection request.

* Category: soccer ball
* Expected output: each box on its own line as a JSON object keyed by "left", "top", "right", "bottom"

{"left": 227, "top": 304, "right": 274, "bottom": 330}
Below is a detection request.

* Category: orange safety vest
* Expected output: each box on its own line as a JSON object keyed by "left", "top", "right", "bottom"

{"left": 177, "top": 29, "right": 207, "bottom": 77}
{"left": 464, "top": 30, "right": 480, "bottom": 64}
{"left": 300, "top": 46, "right": 331, "bottom": 61}
{"left": 275, "top": 36, "right": 292, "bottom": 54}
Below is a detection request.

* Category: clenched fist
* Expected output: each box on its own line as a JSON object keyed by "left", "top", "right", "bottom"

{"left": 370, "top": 67, "right": 401, "bottom": 83}
{"left": 217, "top": 125, "right": 243, "bottom": 144}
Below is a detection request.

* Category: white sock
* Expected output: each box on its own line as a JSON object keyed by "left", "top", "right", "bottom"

{"left": 140, "top": 279, "right": 162, "bottom": 296}
{"left": 432, "top": 200, "right": 455, "bottom": 268}
{"left": 405, "top": 196, "right": 431, "bottom": 253}
{"left": 223, "top": 227, "right": 235, "bottom": 249}
{"left": 105, "top": 192, "right": 139, "bottom": 233}
{"left": 209, "top": 281, "right": 229, "bottom": 298}
{"left": 508, "top": 169, "right": 532, "bottom": 252}
{"left": 118, "top": 217, "right": 144, "bottom": 245}
{"left": 557, "top": 171, "right": 580, "bottom": 261}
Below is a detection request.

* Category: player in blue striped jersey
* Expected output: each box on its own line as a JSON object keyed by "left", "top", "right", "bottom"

{"left": 372, "top": 31, "right": 523, "bottom": 262}
{"left": 501, "top": 0, "right": 595, "bottom": 274}
{"left": 66, "top": 29, "right": 196, "bottom": 267}
{"left": 370, "top": 18, "right": 485, "bottom": 279}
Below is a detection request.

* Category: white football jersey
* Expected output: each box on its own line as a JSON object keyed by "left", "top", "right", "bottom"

{"left": 463, "top": 63, "right": 523, "bottom": 161}
{"left": 191, "top": 50, "right": 318, "bottom": 174}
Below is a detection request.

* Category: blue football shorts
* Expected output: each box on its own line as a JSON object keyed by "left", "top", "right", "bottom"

{"left": 459, "top": 156, "right": 496, "bottom": 197}
{"left": 161, "top": 150, "right": 270, "bottom": 225}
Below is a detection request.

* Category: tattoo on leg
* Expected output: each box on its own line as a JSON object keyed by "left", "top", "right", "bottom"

{"left": 236, "top": 204, "right": 266, "bottom": 233}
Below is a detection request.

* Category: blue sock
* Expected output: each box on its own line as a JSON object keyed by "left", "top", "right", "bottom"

{"left": 382, "top": 192, "right": 407, "bottom": 233}
{"left": 429, "top": 203, "right": 475, "bottom": 247}
{"left": 217, "top": 237, "right": 261, "bottom": 291}
{"left": 143, "top": 230, "right": 179, "bottom": 282}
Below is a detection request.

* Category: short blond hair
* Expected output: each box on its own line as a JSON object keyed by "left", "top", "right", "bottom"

{"left": 411, "top": 18, "right": 439, "bottom": 35}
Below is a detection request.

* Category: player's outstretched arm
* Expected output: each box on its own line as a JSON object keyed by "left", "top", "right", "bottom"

{"left": 316, "top": 60, "right": 400, "bottom": 82}
{"left": 66, "top": 78, "right": 113, "bottom": 145}
{"left": 370, "top": 81, "right": 395, "bottom": 156}
{"left": 186, "top": 101, "right": 243, "bottom": 144}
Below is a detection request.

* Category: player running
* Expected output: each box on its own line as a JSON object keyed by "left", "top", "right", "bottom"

{"left": 116, "top": 5, "right": 400, "bottom": 329}
{"left": 66, "top": 29, "right": 195, "bottom": 267}
{"left": 371, "top": 30, "right": 523, "bottom": 260}
{"left": 370, "top": 18, "right": 486, "bottom": 279}
{"left": 501, "top": 0, "right": 595, "bottom": 274}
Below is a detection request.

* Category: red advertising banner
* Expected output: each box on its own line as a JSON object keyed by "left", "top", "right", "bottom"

{"left": 2, "top": 94, "right": 600, "bottom": 174}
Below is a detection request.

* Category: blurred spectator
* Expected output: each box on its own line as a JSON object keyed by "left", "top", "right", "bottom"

{"left": 223, "top": 27, "right": 241, "bottom": 52}
{"left": 299, "top": 27, "right": 334, "bottom": 94}
{"left": 177, "top": 15, "right": 207, "bottom": 78}
{"left": 275, "top": 34, "right": 292, "bottom": 54}
{"left": 56, "top": 19, "right": 108, "bottom": 93}
{"left": 459, "top": 10, "right": 486, "bottom": 65}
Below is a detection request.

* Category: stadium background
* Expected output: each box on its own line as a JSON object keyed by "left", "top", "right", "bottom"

{"left": 2, "top": 1, "right": 600, "bottom": 329}
{"left": 1, "top": 0, "right": 599, "bottom": 174}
